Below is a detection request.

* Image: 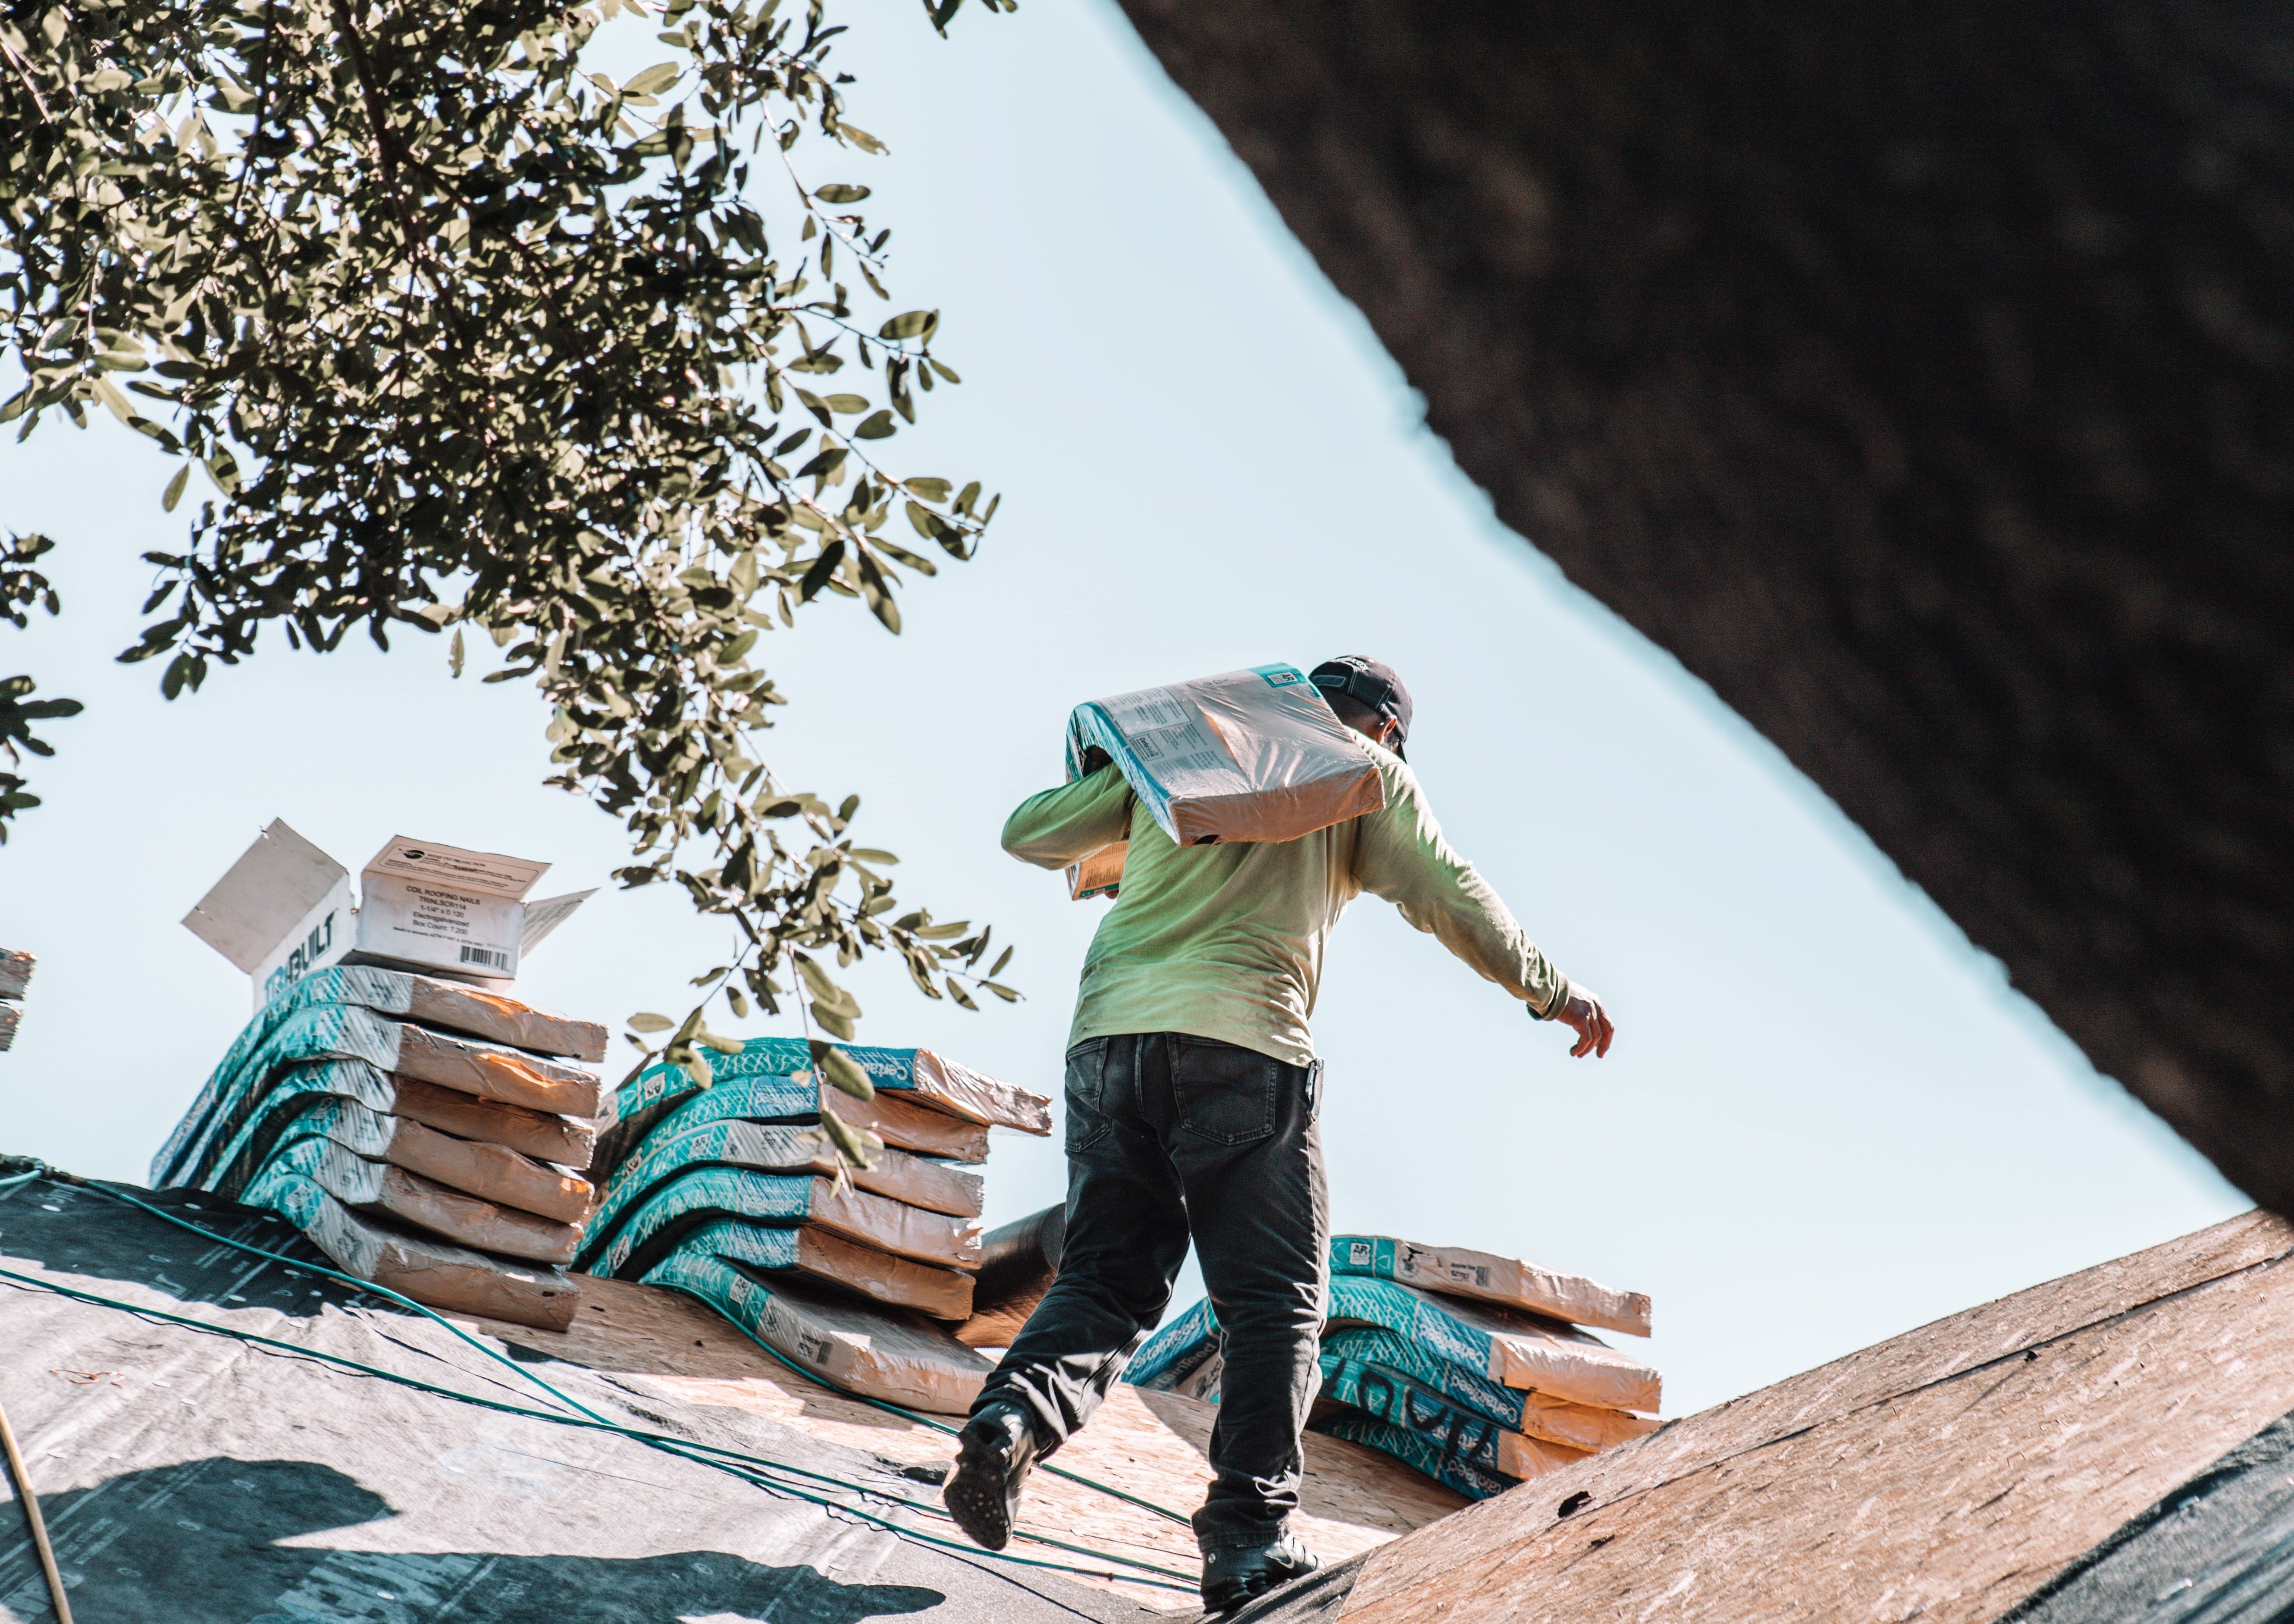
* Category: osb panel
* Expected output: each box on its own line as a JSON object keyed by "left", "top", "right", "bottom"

{"left": 456, "top": 1271, "right": 1462, "bottom": 1611}
{"left": 1342, "top": 1212, "right": 2294, "bottom": 1624}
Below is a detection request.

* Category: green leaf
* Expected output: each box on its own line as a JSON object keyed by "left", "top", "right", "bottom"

{"left": 796, "top": 954, "right": 862, "bottom": 1017}
{"left": 627, "top": 1013, "right": 675, "bottom": 1033}
{"left": 798, "top": 539, "right": 845, "bottom": 601}
{"left": 877, "top": 310, "right": 937, "bottom": 341}
{"left": 812, "top": 1042, "right": 877, "bottom": 1101}
{"left": 0, "top": 0, "right": 1017, "bottom": 1104}
{"left": 818, "top": 1106, "right": 881, "bottom": 1169}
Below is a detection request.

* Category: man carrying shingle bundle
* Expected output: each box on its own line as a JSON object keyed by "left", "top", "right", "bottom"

{"left": 943, "top": 655, "right": 1615, "bottom": 1613}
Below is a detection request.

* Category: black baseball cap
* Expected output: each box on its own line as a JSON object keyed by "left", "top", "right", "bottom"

{"left": 1310, "top": 656, "right": 1413, "bottom": 758}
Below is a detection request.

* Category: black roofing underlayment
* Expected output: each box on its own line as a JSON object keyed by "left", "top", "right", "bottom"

{"left": 2001, "top": 1409, "right": 2294, "bottom": 1624}
{"left": 0, "top": 1170, "right": 1160, "bottom": 1624}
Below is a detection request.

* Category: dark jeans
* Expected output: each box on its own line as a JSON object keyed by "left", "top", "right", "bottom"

{"left": 975, "top": 1031, "right": 1329, "bottom": 1551}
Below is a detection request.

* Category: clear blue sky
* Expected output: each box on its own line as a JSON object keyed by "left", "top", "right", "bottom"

{"left": 0, "top": 0, "right": 2241, "bottom": 1416}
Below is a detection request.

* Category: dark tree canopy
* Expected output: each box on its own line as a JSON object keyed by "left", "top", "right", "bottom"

{"left": 2, "top": 0, "right": 1018, "bottom": 1144}
{"left": 1118, "top": 0, "right": 2294, "bottom": 1208}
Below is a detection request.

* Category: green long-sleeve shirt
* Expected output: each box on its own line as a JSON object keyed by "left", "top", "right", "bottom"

{"left": 1001, "top": 740, "right": 1572, "bottom": 1067}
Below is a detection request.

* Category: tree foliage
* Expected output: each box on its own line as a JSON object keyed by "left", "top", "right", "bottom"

{"left": 0, "top": 0, "right": 1019, "bottom": 1143}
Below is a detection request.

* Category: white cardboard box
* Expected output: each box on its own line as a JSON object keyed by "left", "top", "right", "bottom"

{"left": 184, "top": 820, "right": 593, "bottom": 1007}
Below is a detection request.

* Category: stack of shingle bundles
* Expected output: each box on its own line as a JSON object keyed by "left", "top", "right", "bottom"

{"left": 577, "top": 1036, "right": 1053, "bottom": 1413}
{"left": 148, "top": 966, "right": 609, "bottom": 1331}
{"left": 0, "top": 948, "right": 30, "bottom": 1052}
{"left": 1126, "top": 1235, "right": 1660, "bottom": 1500}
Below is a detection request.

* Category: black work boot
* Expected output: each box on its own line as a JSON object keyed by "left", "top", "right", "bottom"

{"left": 941, "top": 1400, "right": 1041, "bottom": 1550}
{"left": 1200, "top": 1533, "right": 1320, "bottom": 1613}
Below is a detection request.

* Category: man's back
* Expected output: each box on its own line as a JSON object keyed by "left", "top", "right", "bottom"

{"left": 1002, "top": 738, "right": 1571, "bottom": 1067}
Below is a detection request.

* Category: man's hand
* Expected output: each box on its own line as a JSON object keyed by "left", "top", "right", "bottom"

{"left": 1556, "top": 988, "right": 1614, "bottom": 1059}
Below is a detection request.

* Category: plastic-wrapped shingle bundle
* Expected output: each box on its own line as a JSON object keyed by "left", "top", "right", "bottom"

{"left": 150, "top": 966, "right": 610, "bottom": 1332}
{"left": 1126, "top": 1236, "right": 1660, "bottom": 1500}
{"left": 579, "top": 1036, "right": 1053, "bottom": 1412}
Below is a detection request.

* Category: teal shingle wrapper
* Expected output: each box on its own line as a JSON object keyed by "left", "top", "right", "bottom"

{"left": 580, "top": 1120, "right": 839, "bottom": 1269}
{"left": 590, "top": 1166, "right": 830, "bottom": 1279}
{"left": 1320, "top": 1326, "right": 1529, "bottom": 1432}
{"left": 1129, "top": 1276, "right": 1572, "bottom": 1390}
{"left": 1319, "top": 1356, "right": 1541, "bottom": 1491}
{"left": 1308, "top": 1411, "right": 1516, "bottom": 1502}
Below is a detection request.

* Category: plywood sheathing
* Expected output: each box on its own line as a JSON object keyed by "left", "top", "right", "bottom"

{"left": 1340, "top": 1210, "right": 2294, "bottom": 1624}
{"left": 454, "top": 1271, "right": 1464, "bottom": 1610}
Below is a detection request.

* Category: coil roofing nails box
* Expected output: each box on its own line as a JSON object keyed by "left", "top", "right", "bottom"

{"left": 1061, "top": 662, "right": 1386, "bottom": 899}
{"left": 183, "top": 819, "right": 595, "bottom": 1007}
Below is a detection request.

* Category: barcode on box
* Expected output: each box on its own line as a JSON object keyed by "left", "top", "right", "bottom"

{"left": 459, "top": 945, "right": 511, "bottom": 970}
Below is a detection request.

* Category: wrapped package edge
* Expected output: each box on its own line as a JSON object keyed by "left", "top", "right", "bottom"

{"left": 1330, "top": 1234, "right": 1653, "bottom": 1338}
{"left": 645, "top": 1248, "right": 993, "bottom": 1413}
{"left": 254, "top": 1136, "right": 583, "bottom": 1266}
{"left": 1063, "top": 664, "right": 1386, "bottom": 849}
{"left": 155, "top": 999, "right": 604, "bottom": 1188}
{"left": 1131, "top": 1279, "right": 1663, "bottom": 1415}
{"left": 238, "top": 1096, "right": 595, "bottom": 1225}
{"left": 586, "top": 1165, "right": 984, "bottom": 1278}
{"left": 247, "top": 1166, "right": 580, "bottom": 1332}
{"left": 680, "top": 1217, "right": 975, "bottom": 1322}
{"left": 1321, "top": 1327, "right": 1661, "bottom": 1452}
{"left": 1066, "top": 842, "right": 1126, "bottom": 903}
{"left": 1394, "top": 1283, "right": 1663, "bottom": 1414}
{"left": 720, "top": 1036, "right": 1050, "bottom": 1136}
{"left": 596, "top": 1065, "right": 993, "bottom": 1179}
{"left": 589, "top": 1119, "right": 984, "bottom": 1249}
{"left": 189, "top": 1059, "right": 599, "bottom": 1199}
{"left": 1310, "top": 1410, "right": 1520, "bottom": 1503}
{"left": 1169, "top": 1336, "right": 1658, "bottom": 1455}
{"left": 1320, "top": 1356, "right": 1592, "bottom": 1483}
{"left": 628, "top": 1036, "right": 1050, "bottom": 1136}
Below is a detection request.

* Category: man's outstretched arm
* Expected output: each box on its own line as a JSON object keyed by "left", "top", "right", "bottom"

{"left": 1002, "top": 764, "right": 1134, "bottom": 869}
{"left": 1352, "top": 757, "right": 1614, "bottom": 1059}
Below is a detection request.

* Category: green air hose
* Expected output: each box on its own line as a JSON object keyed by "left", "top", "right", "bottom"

{"left": 2, "top": 1170, "right": 1203, "bottom": 1592}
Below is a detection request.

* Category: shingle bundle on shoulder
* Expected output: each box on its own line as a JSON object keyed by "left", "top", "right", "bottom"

{"left": 162, "top": 823, "right": 607, "bottom": 1332}
{"left": 1127, "top": 1235, "right": 1660, "bottom": 1499}
{"left": 579, "top": 1035, "right": 1053, "bottom": 1413}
